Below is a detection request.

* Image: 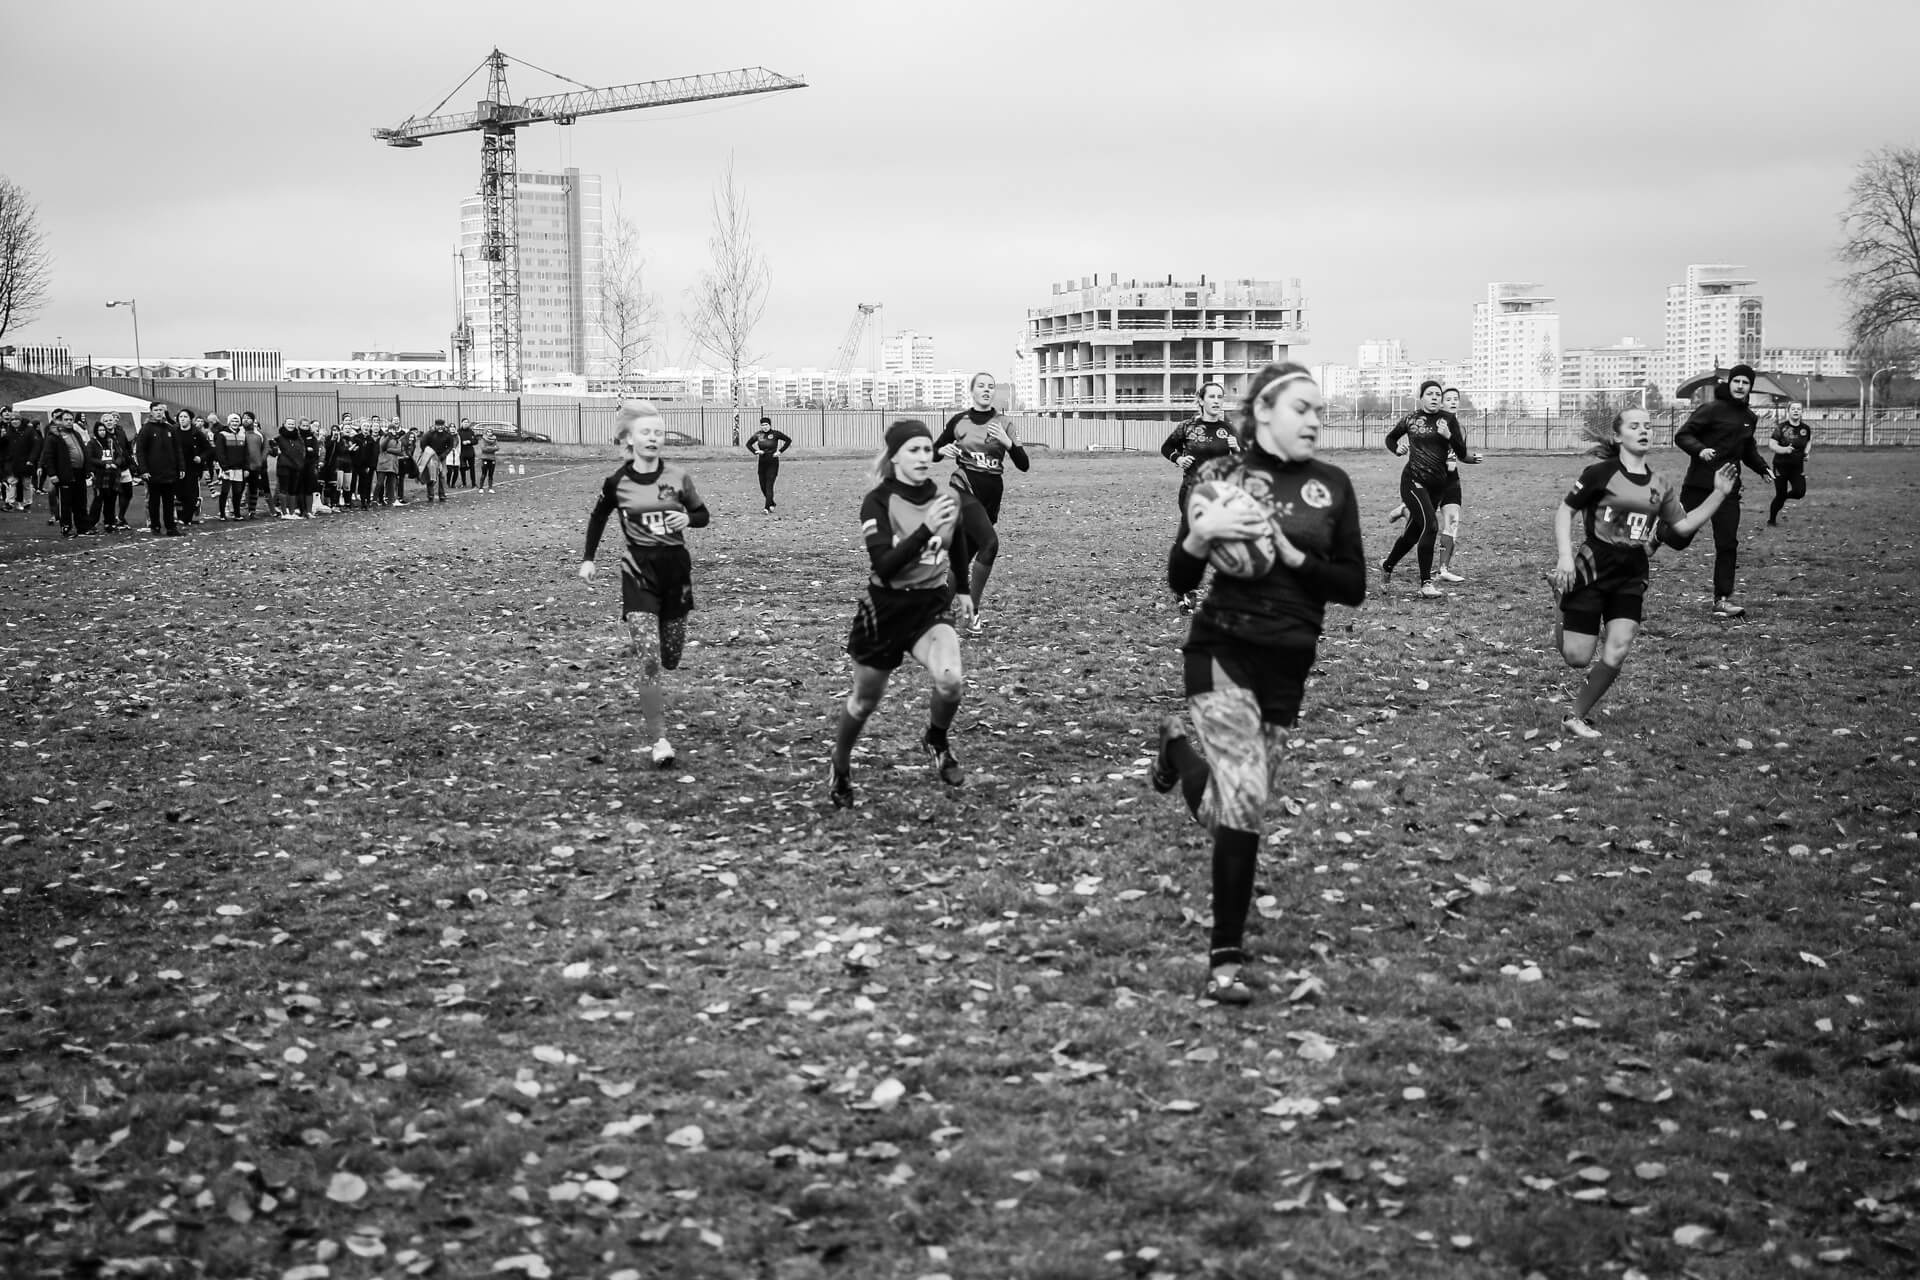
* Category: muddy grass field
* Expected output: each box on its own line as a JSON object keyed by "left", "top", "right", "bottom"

{"left": 2, "top": 446, "right": 1917, "bottom": 1279}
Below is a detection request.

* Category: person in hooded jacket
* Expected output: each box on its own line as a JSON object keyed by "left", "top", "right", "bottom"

{"left": 1667, "top": 363, "right": 1772, "bottom": 618}
{"left": 136, "top": 405, "right": 185, "bottom": 535}
{"left": 170, "top": 411, "right": 208, "bottom": 527}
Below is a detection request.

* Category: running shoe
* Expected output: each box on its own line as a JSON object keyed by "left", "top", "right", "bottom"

{"left": 650, "top": 738, "right": 675, "bottom": 768}
{"left": 828, "top": 766, "right": 854, "bottom": 809}
{"left": 1151, "top": 716, "right": 1185, "bottom": 794}
{"left": 1711, "top": 597, "right": 1746, "bottom": 619}
{"left": 1202, "top": 967, "right": 1253, "bottom": 1006}
{"left": 966, "top": 613, "right": 985, "bottom": 638}
{"left": 1378, "top": 557, "right": 1394, "bottom": 582}
{"left": 922, "top": 735, "right": 964, "bottom": 787}
{"left": 1418, "top": 581, "right": 1444, "bottom": 599}
{"left": 1435, "top": 568, "right": 1465, "bottom": 583}
{"left": 1562, "top": 713, "right": 1602, "bottom": 740}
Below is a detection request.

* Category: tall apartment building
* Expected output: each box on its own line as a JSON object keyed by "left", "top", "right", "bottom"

{"left": 881, "top": 330, "right": 936, "bottom": 375}
{"left": 1561, "top": 337, "right": 1658, "bottom": 404}
{"left": 459, "top": 167, "right": 609, "bottom": 388}
{"left": 1471, "top": 283, "right": 1562, "bottom": 413}
{"left": 1025, "top": 273, "right": 1307, "bottom": 420}
{"left": 1661, "top": 264, "right": 1762, "bottom": 396}
{"left": 1761, "top": 345, "right": 1851, "bottom": 378}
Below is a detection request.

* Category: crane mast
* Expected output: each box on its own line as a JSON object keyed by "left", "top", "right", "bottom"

{"left": 833, "top": 302, "right": 882, "bottom": 407}
{"left": 375, "top": 48, "right": 805, "bottom": 392}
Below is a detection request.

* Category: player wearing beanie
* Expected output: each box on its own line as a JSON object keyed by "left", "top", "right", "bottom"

{"left": 1667, "top": 363, "right": 1772, "bottom": 617}
{"left": 827, "top": 419, "right": 974, "bottom": 808}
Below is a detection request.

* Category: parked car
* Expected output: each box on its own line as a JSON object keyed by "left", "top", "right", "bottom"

{"left": 470, "top": 421, "right": 553, "bottom": 444}
{"left": 663, "top": 429, "right": 702, "bottom": 447}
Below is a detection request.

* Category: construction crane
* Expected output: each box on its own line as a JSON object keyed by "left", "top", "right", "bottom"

{"left": 832, "top": 302, "right": 882, "bottom": 407}
{"left": 374, "top": 48, "right": 806, "bottom": 392}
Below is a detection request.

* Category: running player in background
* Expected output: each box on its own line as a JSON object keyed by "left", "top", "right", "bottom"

{"left": 1150, "top": 363, "right": 1367, "bottom": 1005}
{"left": 1159, "top": 381, "right": 1240, "bottom": 614}
{"left": 828, "top": 419, "right": 972, "bottom": 809}
{"left": 935, "top": 372, "right": 1028, "bottom": 635}
{"left": 1767, "top": 400, "right": 1812, "bottom": 526}
{"left": 1668, "top": 363, "right": 1771, "bottom": 618}
{"left": 579, "top": 401, "right": 711, "bottom": 770}
{"left": 1549, "top": 407, "right": 1736, "bottom": 739}
{"left": 1379, "top": 380, "right": 1470, "bottom": 598}
{"left": 1432, "top": 387, "right": 1481, "bottom": 582}
{"left": 746, "top": 415, "right": 793, "bottom": 512}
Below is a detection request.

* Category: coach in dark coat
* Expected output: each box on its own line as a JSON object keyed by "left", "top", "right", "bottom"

{"left": 136, "top": 406, "right": 184, "bottom": 535}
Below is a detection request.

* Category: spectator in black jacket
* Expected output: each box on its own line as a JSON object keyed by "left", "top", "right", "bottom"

{"left": 37, "top": 410, "right": 100, "bottom": 536}
{"left": 136, "top": 405, "right": 185, "bottom": 535}
{"left": 3, "top": 410, "right": 38, "bottom": 513}
{"left": 172, "top": 411, "right": 208, "bottom": 526}
{"left": 88, "top": 418, "right": 134, "bottom": 531}
{"left": 1667, "top": 364, "right": 1772, "bottom": 618}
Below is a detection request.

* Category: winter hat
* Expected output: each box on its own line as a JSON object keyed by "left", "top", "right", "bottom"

{"left": 883, "top": 418, "right": 931, "bottom": 458}
{"left": 1726, "top": 363, "right": 1756, "bottom": 385}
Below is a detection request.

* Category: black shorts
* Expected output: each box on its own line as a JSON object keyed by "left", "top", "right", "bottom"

{"left": 1435, "top": 476, "right": 1463, "bottom": 508}
{"left": 1182, "top": 642, "right": 1316, "bottom": 727}
{"left": 1560, "top": 546, "right": 1648, "bottom": 634}
{"left": 847, "top": 585, "right": 954, "bottom": 671}
{"left": 621, "top": 544, "right": 695, "bottom": 619}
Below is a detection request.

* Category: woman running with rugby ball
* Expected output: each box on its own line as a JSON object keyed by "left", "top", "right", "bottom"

{"left": 1150, "top": 363, "right": 1367, "bottom": 1005}
{"left": 579, "top": 401, "right": 711, "bottom": 769}
{"left": 1550, "top": 407, "right": 1735, "bottom": 739}
{"left": 828, "top": 420, "right": 972, "bottom": 809}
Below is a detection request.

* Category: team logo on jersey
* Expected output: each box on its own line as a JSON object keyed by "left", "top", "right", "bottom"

{"left": 1299, "top": 478, "right": 1333, "bottom": 509}
{"left": 656, "top": 483, "right": 681, "bottom": 504}
{"left": 1235, "top": 470, "right": 1274, "bottom": 503}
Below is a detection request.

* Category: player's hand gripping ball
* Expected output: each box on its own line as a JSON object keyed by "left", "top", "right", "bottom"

{"left": 1187, "top": 480, "right": 1278, "bottom": 579}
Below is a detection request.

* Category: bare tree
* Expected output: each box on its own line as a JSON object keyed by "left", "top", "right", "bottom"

{"left": 1839, "top": 146, "right": 1920, "bottom": 345}
{"left": 683, "top": 157, "right": 768, "bottom": 445}
{"left": 596, "top": 195, "right": 658, "bottom": 395}
{"left": 0, "top": 175, "right": 52, "bottom": 345}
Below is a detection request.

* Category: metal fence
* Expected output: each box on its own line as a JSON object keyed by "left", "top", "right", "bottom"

{"left": 85, "top": 378, "right": 1920, "bottom": 452}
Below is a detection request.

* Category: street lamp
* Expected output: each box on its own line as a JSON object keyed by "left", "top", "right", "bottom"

{"left": 105, "top": 300, "right": 142, "bottom": 382}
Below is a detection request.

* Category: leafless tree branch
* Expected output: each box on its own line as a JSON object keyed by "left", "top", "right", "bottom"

{"left": 682, "top": 156, "right": 768, "bottom": 444}
{"left": 0, "top": 175, "right": 52, "bottom": 344}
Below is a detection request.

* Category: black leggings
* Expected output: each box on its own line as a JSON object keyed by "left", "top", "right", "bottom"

{"left": 1769, "top": 470, "right": 1806, "bottom": 522}
{"left": 1383, "top": 475, "right": 1441, "bottom": 580}
{"left": 480, "top": 459, "right": 496, "bottom": 488}
{"left": 757, "top": 454, "right": 780, "bottom": 506}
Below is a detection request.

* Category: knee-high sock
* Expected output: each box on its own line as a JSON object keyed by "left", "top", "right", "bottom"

{"left": 1436, "top": 532, "right": 1455, "bottom": 568}
{"left": 1209, "top": 826, "right": 1261, "bottom": 961}
{"left": 1572, "top": 659, "right": 1621, "bottom": 718}
{"left": 1169, "top": 735, "right": 1208, "bottom": 821}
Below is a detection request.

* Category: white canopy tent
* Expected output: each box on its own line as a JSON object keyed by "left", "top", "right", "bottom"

{"left": 8, "top": 385, "right": 159, "bottom": 422}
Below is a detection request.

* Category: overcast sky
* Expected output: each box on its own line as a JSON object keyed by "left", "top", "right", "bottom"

{"left": 6, "top": 0, "right": 1914, "bottom": 375}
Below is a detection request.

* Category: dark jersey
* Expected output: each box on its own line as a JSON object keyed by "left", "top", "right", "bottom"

{"left": 1170, "top": 450, "right": 1367, "bottom": 649}
{"left": 1383, "top": 410, "right": 1469, "bottom": 488}
{"left": 1771, "top": 420, "right": 1812, "bottom": 472}
{"left": 1160, "top": 417, "right": 1239, "bottom": 473}
{"left": 747, "top": 427, "right": 792, "bottom": 457}
{"left": 860, "top": 477, "right": 963, "bottom": 592}
{"left": 936, "top": 408, "right": 1029, "bottom": 497}
{"left": 1563, "top": 458, "right": 1687, "bottom": 569}
{"left": 583, "top": 461, "right": 710, "bottom": 560}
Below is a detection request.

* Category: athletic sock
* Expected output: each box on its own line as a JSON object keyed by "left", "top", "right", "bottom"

{"left": 1209, "top": 827, "right": 1261, "bottom": 958}
{"left": 1572, "top": 659, "right": 1621, "bottom": 719}
{"left": 923, "top": 723, "right": 949, "bottom": 752}
{"left": 1436, "top": 533, "right": 1455, "bottom": 567}
{"left": 1169, "top": 736, "right": 1208, "bottom": 820}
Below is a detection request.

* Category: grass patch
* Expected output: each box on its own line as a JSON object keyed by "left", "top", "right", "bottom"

{"left": 2, "top": 448, "right": 1918, "bottom": 1277}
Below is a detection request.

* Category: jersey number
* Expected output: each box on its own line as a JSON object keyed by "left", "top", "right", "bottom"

{"left": 919, "top": 534, "right": 946, "bottom": 565}
{"left": 639, "top": 511, "right": 672, "bottom": 533}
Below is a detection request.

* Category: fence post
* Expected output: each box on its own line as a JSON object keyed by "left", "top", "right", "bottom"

{"left": 577, "top": 400, "right": 584, "bottom": 444}
{"left": 820, "top": 404, "right": 827, "bottom": 448}
{"left": 516, "top": 396, "right": 522, "bottom": 429}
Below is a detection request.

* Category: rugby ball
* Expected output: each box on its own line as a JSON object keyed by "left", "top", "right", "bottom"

{"left": 1187, "top": 480, "right": 1278, "bottom": 579}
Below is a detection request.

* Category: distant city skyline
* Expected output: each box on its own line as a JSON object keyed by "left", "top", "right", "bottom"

{"left": 6, "top": 0, "right": 1914, "bottom": 382}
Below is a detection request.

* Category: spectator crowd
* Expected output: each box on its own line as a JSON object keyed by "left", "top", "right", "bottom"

{"left": 1, "top": 405, "right": 504, "bottom": 538}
